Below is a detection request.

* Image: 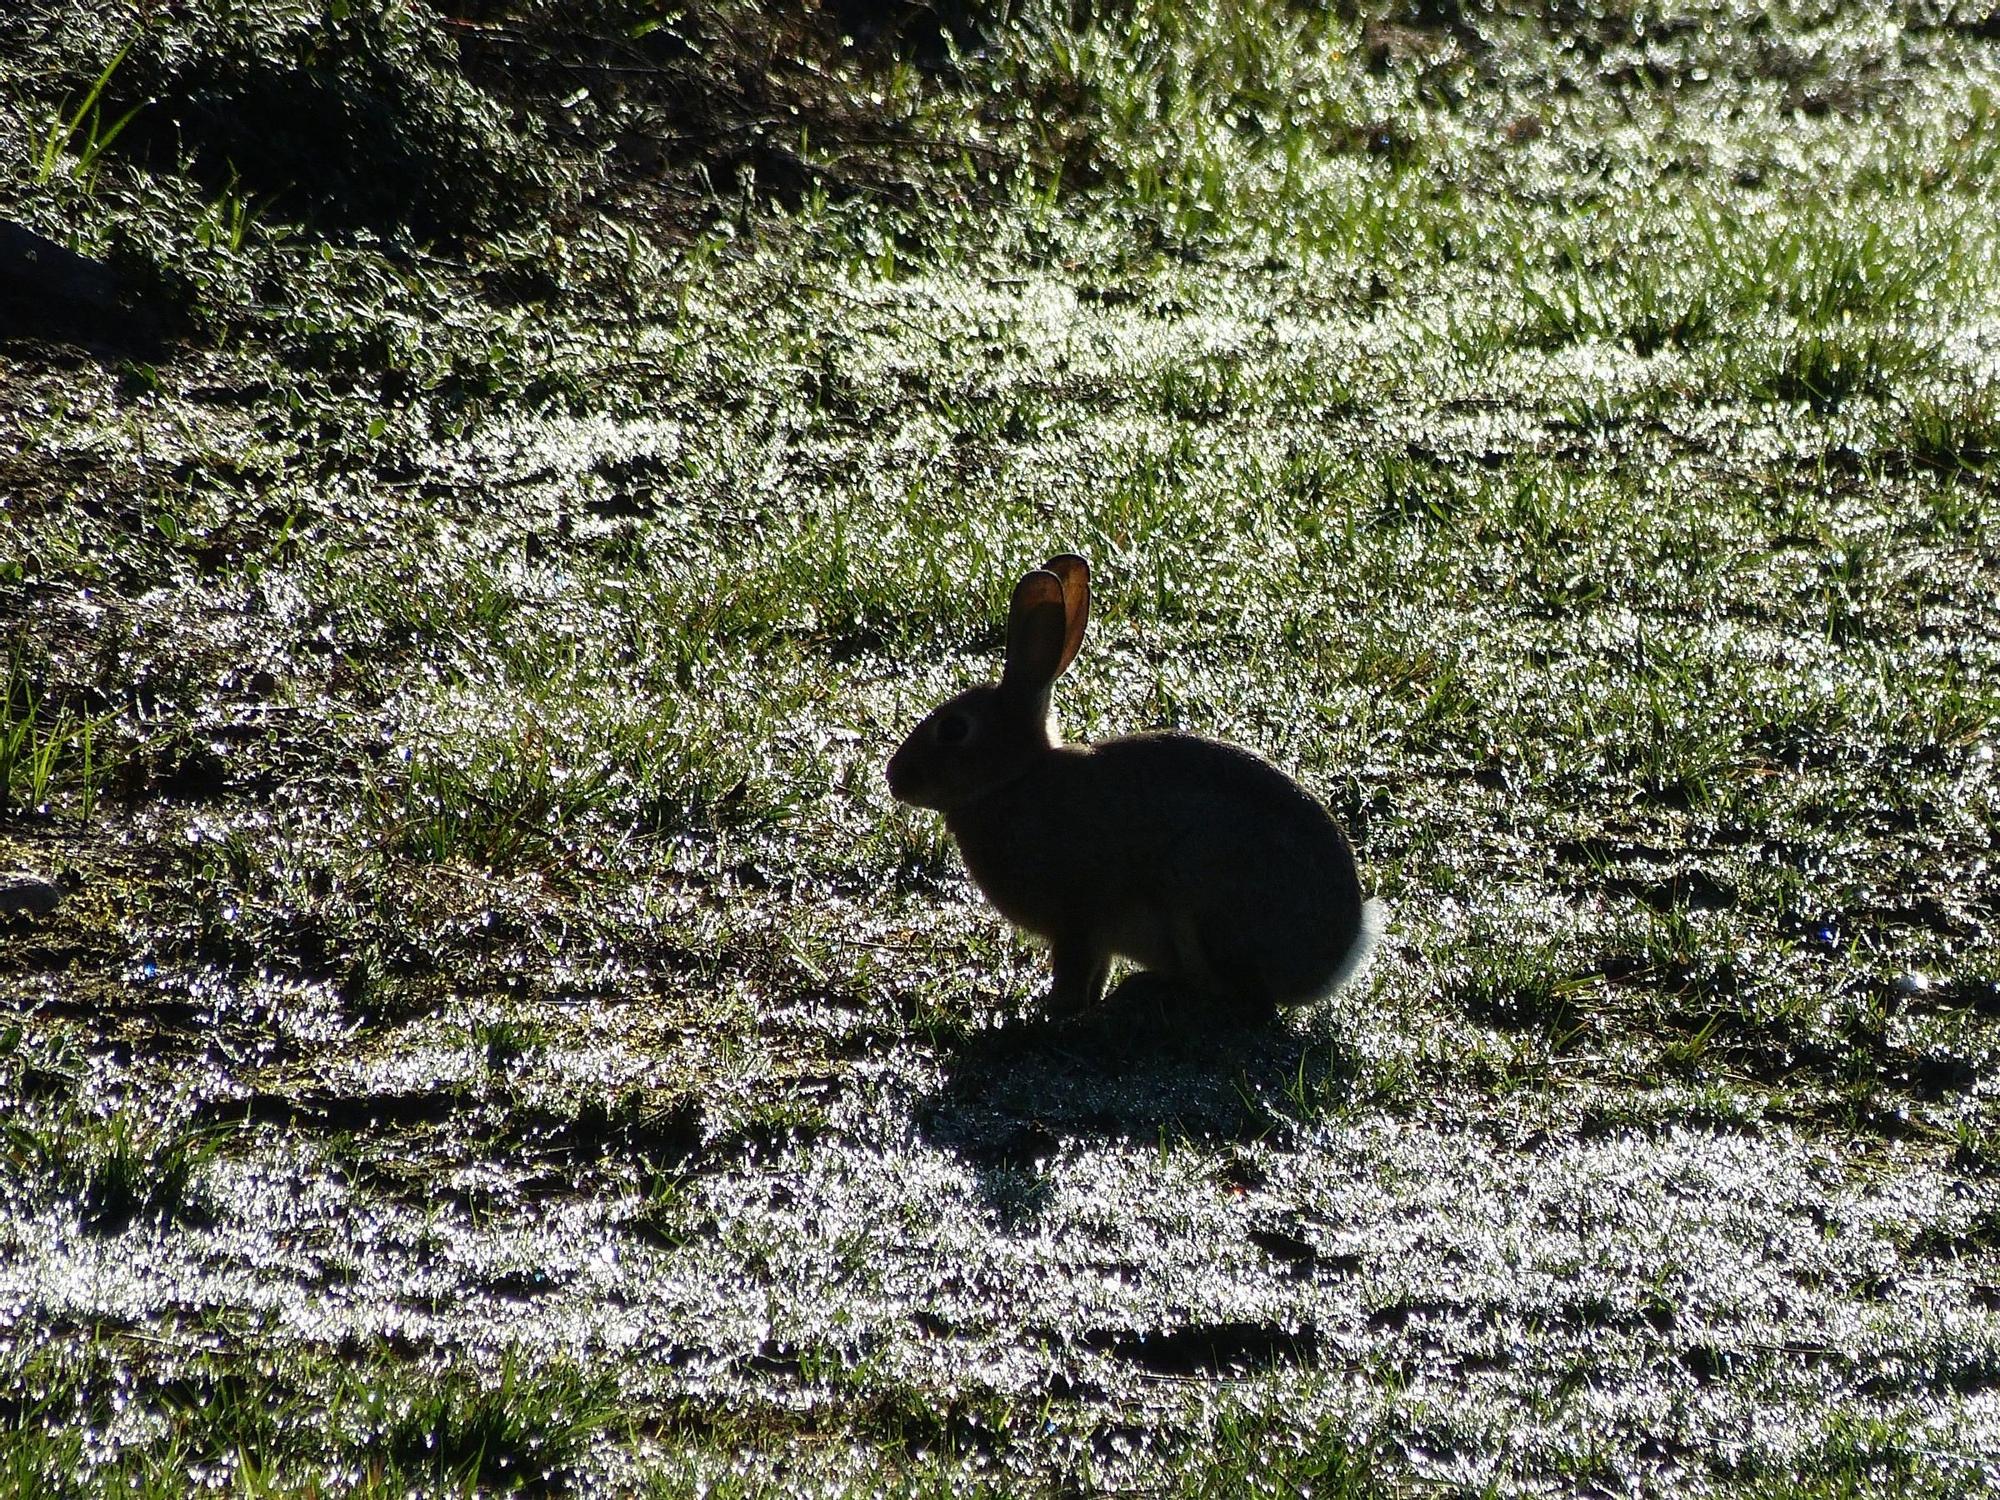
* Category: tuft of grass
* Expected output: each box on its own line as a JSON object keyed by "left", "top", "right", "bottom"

{"left": 0, "top": 1334, "right": 618, "bottom": 1496}
{"left": 1752, "top": 213, "right": 1956, "bottom": 327}
{"left": 1736, "top": 1409, "right": 1958, "bottom": 1498}
{"left": 0, "top": 1105, "right": 232, "bottom": 1234}
{"left": 1172, "top": 1400, "right": 1386, "bottom": 1499}
{"left": 1157, "top": 351, "right": 1249, "bottom": 420}
{"left": 0, "top": 652, "right": 114, "bottom": 822}
{"left": 32, "top": 35, "right": 145, "bottom": 191}
{"left": 469, "top": 1012, "right": 546, "bottom": 1074}
{"left": 1887, "top": 378, "right": 2000, "bottom": 470}
{"left": 351, "top": 1349, "right": 619, "bottom": 1491}
{"left": 1281, "top": 1044, "right": 1416, "bottom": 1122}
{"left": 1516, "top": 236, "right": 1722, "bottom": 355}
{"left": 1753, "top": 323, "right": 1941, "bottom": 410}
{"left": 1456, "top": 949, "right": 1592, "bottom": 1049}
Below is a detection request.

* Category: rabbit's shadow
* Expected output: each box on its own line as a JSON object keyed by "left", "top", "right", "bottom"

{"left": 915, "top": 975, "right": 1350, "bottom": 1228}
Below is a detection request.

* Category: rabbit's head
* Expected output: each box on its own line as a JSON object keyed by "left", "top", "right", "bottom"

{"left": 885, "top": 555, "right": 1089, "bottom": 812}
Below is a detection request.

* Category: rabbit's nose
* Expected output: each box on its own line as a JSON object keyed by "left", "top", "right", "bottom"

{"left": 885, "top": 744, "right": 930, "bottom": 806}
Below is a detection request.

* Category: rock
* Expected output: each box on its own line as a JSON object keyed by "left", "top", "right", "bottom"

{"left": 0, "top": 871, "right": 62, "bottom": 916}
{"left": 0, "top": 220, "right": 123, "bottom": 313}
{"left": 0, "top": 218, "right": 163, "bottom": 352}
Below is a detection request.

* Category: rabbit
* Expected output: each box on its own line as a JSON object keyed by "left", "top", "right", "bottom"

{"left": 886, "top": 553, "right": 1381, "bottom": 1021}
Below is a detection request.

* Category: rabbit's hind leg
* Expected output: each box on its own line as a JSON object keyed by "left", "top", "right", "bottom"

{"left": 1190, "top": 915, "right": 1280, "bottom": 1024}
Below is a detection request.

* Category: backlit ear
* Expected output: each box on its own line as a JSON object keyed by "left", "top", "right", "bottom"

{"left": 1039, "top": 554, "right": 1090, "bottom": 678}
{"left": 1001, "top": 568, "right": 1070, "bottom": 701}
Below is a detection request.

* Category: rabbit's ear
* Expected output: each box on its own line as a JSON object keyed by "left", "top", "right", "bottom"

{"left": 1002, "top": 568, "right": 1071, "bottom": 699}
{"left": 1041, "top": 554, "right": 1090, "bottom": 677}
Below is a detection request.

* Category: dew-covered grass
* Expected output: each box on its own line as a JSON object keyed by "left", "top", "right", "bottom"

{"left": 2, "top": 1, "right": 1999, "bottom": 1494}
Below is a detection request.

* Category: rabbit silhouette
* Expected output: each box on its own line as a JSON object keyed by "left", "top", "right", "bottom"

{"left": 887, "top": 554, "right": 1380, "bottom": 1020}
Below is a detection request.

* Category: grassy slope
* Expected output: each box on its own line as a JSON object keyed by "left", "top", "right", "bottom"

{"left": 3, "top": 1, "right": 1999, "bottom": 1494}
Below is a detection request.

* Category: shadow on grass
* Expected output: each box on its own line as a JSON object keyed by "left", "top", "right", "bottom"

{"left": 915, "top": 975, "right": 1333, "bottom": 1223}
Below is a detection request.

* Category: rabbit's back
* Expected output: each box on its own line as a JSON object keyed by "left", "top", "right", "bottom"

{"left": 1089, "top": 733, "right": 1364, "bottom": 1004}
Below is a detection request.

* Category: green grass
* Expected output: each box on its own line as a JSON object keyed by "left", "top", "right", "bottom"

{"left": 0, "top": 1334, "right": 619, "bottom": 1496}
{"left": 0, "top": 651, "right": 111, "bottom": 821}
{"left": 32, "top": 36, "right": 144, "bottom": 191}
{"left": 0, "top": 1103, "right": 229, "bottom": 1234}
{"left": 1888, "top": 376, "right": 2000, "bottom": 470}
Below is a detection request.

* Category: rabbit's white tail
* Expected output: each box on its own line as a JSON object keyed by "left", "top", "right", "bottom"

{"left": 1326, "top": 897, "right": 1385, "bottom": 995}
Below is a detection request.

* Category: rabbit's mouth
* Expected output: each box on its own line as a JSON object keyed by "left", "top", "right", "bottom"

{"left": 885, "top": 741, "right": 967, "bottom": 812}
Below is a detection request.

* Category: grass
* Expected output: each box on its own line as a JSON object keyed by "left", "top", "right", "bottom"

{"left": 32, "top": 37, "right": 143, "bottom": 191}
{"left": 1, "top": 0, "right": 1998, "bottom": 1495}
{"left": 0, "top": 1100, "right": 227, "bottom": 1234}
{"left": 1888, "top": 376, "right": 2000, "bottom": 470}
{"left": 0, "top": 652, "right": 111, "bottom": 821}
{"left": 0, "top": 1333, "right": 619, "bottom": 1496}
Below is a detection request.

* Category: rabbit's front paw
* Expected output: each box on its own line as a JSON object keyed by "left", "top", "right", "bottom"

{"left": 1045, "top": 942, "right": 1111, "bottom": 1018}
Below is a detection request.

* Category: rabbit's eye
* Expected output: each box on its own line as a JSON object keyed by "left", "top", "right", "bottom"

{"left": 936, "top": 713, "right": 972, "bottom": 746}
